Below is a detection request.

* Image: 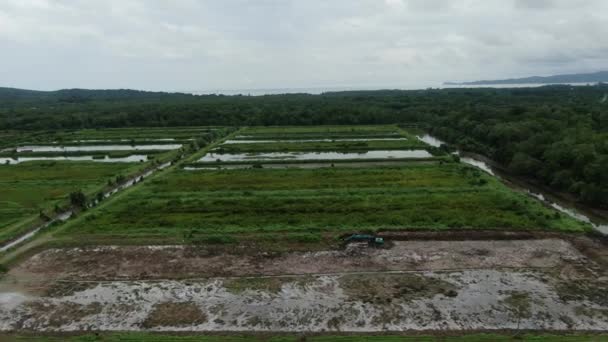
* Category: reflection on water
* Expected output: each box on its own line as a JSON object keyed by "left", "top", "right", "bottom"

{"left": 0, "top": 155, "right": 148, "bottom": 164}
{"left": 13, "top": 144, "right": 181, "bottom": 152}
{"left": 460, "top": 157, "right": 495, "bottom": 176}
{"left": 223, "top": 138, "right": 408, "bottom": 144}
{"left": 199, "top": 150, "right": 433, "bottom": 162}
{"left": 416, "top": 134, "right": 446, "bottom": 148}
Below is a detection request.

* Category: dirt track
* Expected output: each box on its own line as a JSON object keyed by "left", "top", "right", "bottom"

{"left": 4, "top": 238, "right": 597, "bottom": 282}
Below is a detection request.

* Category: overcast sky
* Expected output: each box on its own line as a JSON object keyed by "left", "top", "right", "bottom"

{"left": 1, "top": 0, "right": 607, "bottom": 92}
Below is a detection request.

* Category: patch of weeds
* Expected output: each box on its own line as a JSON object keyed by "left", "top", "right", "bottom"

{"left": 339, "top": 273, "right": 458, "bottom": 304}
{"left": 223, "top": 277, "right": 288, "bottom": 294}
{"left": 142, "top": 302, "right": 207, "bottom": 328}
{"left": 293, "top": 275, "right": 316, "bottom": 289}
{"left": 284, "top": 232, "right": 322, "bottom": 243}
{"left": 556, "top": 281, "right": 608, "bottom": 306}
{"left": 370, "top": 303, "right": 407, "bottom": 326}
{"left": 191, "top": 234, "right": 237, "bottom": 245}
{"left": 245, "top": 315, "right": 271, "bottom": 328}
{"left": 326, "top": 316, "right": 343, "bottom": 330}
{"left": 462, "top": 248, "right": 491, "bottom": 257}
{"left": 44, "top": 281, "right": 99, "bottom": 297}
{"left": 501, "top": 291, "right": 532, "bottom": 319}
{"left": 25, "top": 301, "right": 103, "bottom": 328}
{"left": 574, "top": 306, "right": 608, "bottom": 319}
{"left": 559, "top": 315, "right": 575, "bottom": 328}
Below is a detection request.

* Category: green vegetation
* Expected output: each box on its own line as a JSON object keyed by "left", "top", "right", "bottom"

{"left": 216, "top": 139, "right": 428, "bottom": 153}
{"left": 2, "top": 85, "right": 605, "bottom": 207}
{"left": 3, "top": 333, "right": 608, "bottom": 341}
{"left": 217, "top": 125, "right": 427, "bottom": 153}
{"left": 0, "top": 161, "right": 139, "bottom": 243}
{"left": 56, "top": 163, "right": 587, "bottom": 243}
{"left": 208, "top": 125, "right": 438, "bottom": 159}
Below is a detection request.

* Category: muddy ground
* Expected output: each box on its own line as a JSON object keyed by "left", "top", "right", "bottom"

{"left": 1, "top": 235, "right": 607, "bottom": 332}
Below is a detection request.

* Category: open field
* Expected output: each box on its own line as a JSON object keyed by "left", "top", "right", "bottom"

{"left": 240, "top": 125, "right": 406, "bottom": 136}
{"left": 0, "top": 127, "right": 230, "bottom": 162}
{"left": 11, "top": 127, "right": 225, "bottom": 144}
{"left": 4, "top": 333, "right": 608, "bottom": 341}
{"left": 1, "top": 232, "right": 607, "bottom": 332}
{"left": 0, "top": 125, "right": 605, "bottom": 337}
{"left": 211, "top": 125, "right": 431, "bottom": 154}
{"left": 0, "top": 127, "right": 229, "bottom": 247}
{"left": 0, "top": 161, "right": 142, "bottom": 244}
{"left": 214, "top": 139, "right": 429, "bottom": 153}
{"left": 54, "top": 163, "right": 587, "bottom": 244}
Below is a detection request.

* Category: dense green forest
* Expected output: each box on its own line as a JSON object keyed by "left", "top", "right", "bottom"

{"left": 0, "top": 85, "right": 607, "bottom": 208}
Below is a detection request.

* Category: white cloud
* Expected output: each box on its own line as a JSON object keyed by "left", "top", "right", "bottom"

{"left": 0, "top": 0, "right": 607, "bottom": 91}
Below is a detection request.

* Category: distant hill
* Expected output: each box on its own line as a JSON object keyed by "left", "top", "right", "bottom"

{"left": 0, "top": 87, "right": 194, "bottom": 102}
{"left": 445, "top": 71, "right": 608, "bottom": 86}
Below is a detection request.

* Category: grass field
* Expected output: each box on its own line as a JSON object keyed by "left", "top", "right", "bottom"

{"left": 240, "top": 125, "right": 404, "bottom": 136}
{"left": 20, "top": 127, "right": 224, "bottom": 143}
{"left": 215, "top": 139, "right": 429, "bottom": 153}
{"left": 0, "top": 127, "right": 231, "bottom": 248}
{"left": 56, "top": 162, "right": 587, "bottom": 243}
{"left": 0, "top": 161, "right": 145, "bottom": 243}
{"left": 219, "top": 125, "right": 429, "bottom": 153}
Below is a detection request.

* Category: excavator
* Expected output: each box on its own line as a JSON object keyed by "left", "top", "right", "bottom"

{"left": 342, "top": 234, "right": 384, "bottom": 247}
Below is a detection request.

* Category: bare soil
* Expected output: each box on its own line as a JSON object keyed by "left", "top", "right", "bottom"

{"left": 4, "top": 237, "right": 599, "bottom": 285}
{"left": 1, "top": 233, "right": 607, "bottom": 332}
{"left": 142, "top": 302, "right": 208, "bottom": 328}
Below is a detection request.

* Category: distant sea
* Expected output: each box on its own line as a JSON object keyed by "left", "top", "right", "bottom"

{"left": 185, "top": 82, "right": 600, "bottom": 96}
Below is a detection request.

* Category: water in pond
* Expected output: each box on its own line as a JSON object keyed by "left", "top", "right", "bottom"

{"left": 199, "top": 150, "right": 433, "bottom": 162}
{"left": 416, "top": 134, "right": 446, "bottom": 148}
{"left": 13, "top": 144, "right": 182, "bottom": 152}
{"left": 460, "top": 157, "right": 495, "bottom": 175}
{"left": 223, "top": 138, "right": 408, "bottom": 144}
{"left": 0, "top": 155, "right": 148, "bottom": 165}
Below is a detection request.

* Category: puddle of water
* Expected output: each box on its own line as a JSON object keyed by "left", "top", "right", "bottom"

{"left": 14, "top": 144, "right": 182, "bottom": 152}
{"left": 0, "top": 293, "right": 29, "bottom": 311}
{"left": 223, "top": 138, "right": 408, "bottom": 144}
{"left": 199, "top": 150, "right": 433, "bottom": 162}
{"left": 416, "top": 134, "right": 446, "bottom": 148}
{"left": 460, "top": 157, "right": 495, "bottom": 176}
{"left": 0, "top": 155, "right": 148, "bottom": 165}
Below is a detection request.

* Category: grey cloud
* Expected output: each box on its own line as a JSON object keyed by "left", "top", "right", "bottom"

{"left": 0, "top": 0, "right": 607, "bottom": 91}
